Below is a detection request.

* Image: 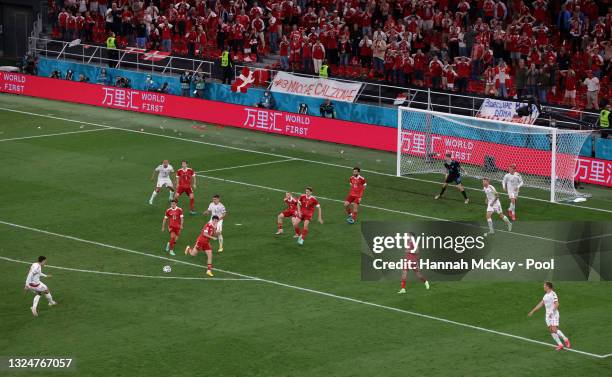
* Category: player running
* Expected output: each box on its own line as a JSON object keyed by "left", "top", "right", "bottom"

{"left": 276, "top": 192, "right": 298, "bottom": 235}
{"left": 292, "top": 187, "right": 323, "bottom": 245}
{"left": 528, "top": 281, "right": 571, "bottom": 351}
{"left": 203, "top": 195, "right": 226, "bottom": 252}
{"left": 398, "top": 233, "right": 430, "bottom": 293}
{"left": 149, "top": 160, "right": 175, "bottom": 205}
{"left": 483, "top": 178, "right": 512, "bottom": 235}
{"left": 344, "top": 167, "right": 367, "bottom": 224}
{"left": 24, "top": 256, "right": 57, "bottom": 317}
{"left": 175, "top": 160, "right": 197, "bottom": 215}
{"left": 161, "top": 199, "right": 184, "bottom": 256}
{"left": 185, "top": 216, "right": 219, "bottom": 277}
{"left": 435, "top": 153, "right": 469, "bottom": 204}
{"left": 502, "top": 164, "right": 524, "bottom": 221}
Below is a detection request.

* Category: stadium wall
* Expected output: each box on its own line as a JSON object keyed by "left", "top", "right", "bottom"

{"left": 1, "top": 72, "right": 610, "bottom": 187}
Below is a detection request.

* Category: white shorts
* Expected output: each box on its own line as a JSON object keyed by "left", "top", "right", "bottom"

{"left": 545, "top": 311, "right": 559, "bottom": 327}
{"left": 215, "top": 219, "right": 223, "bottom": 233}
{"left": 487, "top": 202, "right": 503, "bottom": 214}
{"left": 508, "top": 189, "right": 519, "bottom": 199}
{"left": 27, "top": 282, "right": 48, "bottom": 293}
{"left": 156, "top": 177, "right": 174, "bottom": 188}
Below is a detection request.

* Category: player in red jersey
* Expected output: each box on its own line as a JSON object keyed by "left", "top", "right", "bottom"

{"left": 161, "top": 199, "right": 184, "bottom": 256}
{"left": 185, "top": 215, "right": 219, "bottom": 277}
{"left": 398, "top": 233, "right": 430, "bottom": 293}
{"left": 344, "top": 167, "right": 367, "bottom": 224}
{"left": 292, "top": 187, "right": 323, "bottom": 245}
{"left": 175, "top": 160, "right": 197, "bottom": 215}
{"left": 276, "top": 192, "right": 298, "bottom": 235}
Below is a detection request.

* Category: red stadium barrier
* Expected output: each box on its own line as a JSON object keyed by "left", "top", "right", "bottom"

{"left": 1, "top": 73, "right": 610, "bottom": 187}
{"left": 0, "top": 73, "right": 395, "bottom": 152}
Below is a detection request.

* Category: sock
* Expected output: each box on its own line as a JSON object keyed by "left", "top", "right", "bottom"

{"left": 345, "top": 206, "right": 352, "bottom": 215}
{"left": 294, "top": 226, "right": 301, "bottom": 236}
{"left": 461, "top": 190, "right": 468, "bottom": 199}
{"left": 401, "top": 279, "right": 406, "bottom": 289}
{"left": 189, "top": 197, "right": 194, "bottom": 211}
{"left": 439, "top": 186, "right": 447, "bottom": 196}
{"left": 32, "top": 295, "right": 41, "bottom": 309}
{"left": 419, "top": 275, "right": 427, "bottom": 283}
{"left": 551, "top": 333, "right": 562, "bottom": 346}
{"left": 351, "top": 211, "right": 357, "bottom": 220}
{"left": 509, "top": 202, "right": 515, "bottom": 212}
{"left": 169, "top": 236, "right": 176, "bottom": 250}
{"left": 168, "top": 191, "right": 174, "bottom": 200}
{"left": 149, "top": 191, "right": 158, "bottom": 202}
{"left": 502, "top": 216, "right": 511, "bottom": 225}
{"left": 487, "top": 218, "right": 494, "bottom": 232}
{"left": 218, "top": 235, "right": 223, "bottom": 248}
{"left": 278, "top": 223, "right": 283, "bottom": 230}
{"left": 556, "top": 330, "right": 567, "bottom": 341}
{"left": 44, "top": 293, "right": 53, "bottom": 303}
{"left": 302, "top": 229, "right": 309, "bottom": 239}
{"left": 207, "top": 263, "right": 212, "bottom": 271}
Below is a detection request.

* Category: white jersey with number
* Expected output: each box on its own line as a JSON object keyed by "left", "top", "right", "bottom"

{"left": 208, "top": 202, "right": 226, "bottom": 231}
{"left": 502, "top": 172, "right": 523, "bottom": 198}
{"left": 543, "top": 290, "right": 560, "bottom": 326}
{"left": 25, "top": 262, "right": 48, "bottom": 292}
{"left": 484, "top": 184, "right": 502, "bottom": 213}
{"left": 155, "top": 164, "right": 174, "bottom": 187}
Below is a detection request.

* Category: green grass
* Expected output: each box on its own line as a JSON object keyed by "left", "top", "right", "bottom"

{"left": 0, "top": 94, "right": 611, "bottom": 377}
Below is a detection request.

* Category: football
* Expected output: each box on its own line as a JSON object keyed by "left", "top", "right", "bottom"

{"left": 162, "top": 265, "right": 172, "bottom": 273}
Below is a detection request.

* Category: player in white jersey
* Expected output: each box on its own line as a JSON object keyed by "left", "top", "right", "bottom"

{"left": 482, "top": 178, "right": 512, "bottom": 235}
{"left": 24, "top": 256, "right": 57, "bottom": 317}
{"left": 502, "top": 164, "right": 524, "bottom": 221}
{"left": 149, "top": 160, "right": 175, "bottom": 205}
{"left": 528, "top": 281, "right": 571, "bottom": 350}
{"left": 203, "top": 194, "right": 227, "bottom": 252}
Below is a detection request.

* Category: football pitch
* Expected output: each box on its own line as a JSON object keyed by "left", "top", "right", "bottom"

{"left": 1, "top": 94, "right": 611, "bottom": 377}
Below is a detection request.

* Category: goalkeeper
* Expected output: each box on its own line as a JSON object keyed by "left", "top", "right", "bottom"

{"left": 434, "top": 153, "right": 469, "bottom": 204}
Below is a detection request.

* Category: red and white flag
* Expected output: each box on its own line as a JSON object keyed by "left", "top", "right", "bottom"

{"left": 231, "top": 67, "right": 265, "bottom": 93}
{"left": 142, "top": 50, "right": 171, "bottom": 61}
{"left": 124, "top": 47, "right": 147, "bottom": 54}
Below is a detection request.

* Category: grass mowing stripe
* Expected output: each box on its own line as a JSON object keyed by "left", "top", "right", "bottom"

{"left": 0, "top": 256, "right": 255, "bottom": 281}
{"left": 198, "top": 174, "right": 567, "bottom": 245}
{"left": 1, "top": 106, "right": 610, "bottom": 215}
{"left": 0, "top": 127, "right": 112, "bottom": 142}
{"left": 198, "top": 158, "right": 297, "bottom": 173}
{"left": 1, "top": 219, "right": 606, "bottom": 359}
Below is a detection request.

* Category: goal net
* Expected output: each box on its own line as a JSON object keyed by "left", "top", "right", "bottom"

{"left": 397, "top": 107, "right": 592, "bottom": 202}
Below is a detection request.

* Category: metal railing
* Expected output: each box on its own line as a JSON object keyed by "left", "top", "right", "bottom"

{"left": 29, "top": 37, "right": 214, "bottom": 78}
{"left": 29, "top": 37, "right": 598, "bottom": 129}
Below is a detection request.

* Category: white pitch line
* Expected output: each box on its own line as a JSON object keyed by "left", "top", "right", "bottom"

{"left": 0, "top": 219, "right": 607, "bottom": 358}
{"left": 0, "top": 127, "right": 112, "bottom": 142}
{"left": 197, "top": 174, "right": 566, "bottom": 245}
{"left": 0, "top": 106, "right": 610, "bottom": 215}
{"left": 0, "top": 256, "right": 253, "bottom": 281}
{"left": 197, "top": 158, "right": 296, "bottom": 173}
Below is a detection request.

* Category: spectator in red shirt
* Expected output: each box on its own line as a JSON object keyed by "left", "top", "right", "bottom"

{"left": 429, "top": 55, "right": 444, "bottom": 89}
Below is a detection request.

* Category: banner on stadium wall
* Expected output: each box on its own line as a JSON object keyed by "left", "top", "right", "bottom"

{"left": 574, "top": 156, "right": 612, "bottom": 187}
{"left": 269, "top": 71, "right": 362, "bottom": 103}
{"left": 477, "top": 98, "right": 539, "bottom": 124}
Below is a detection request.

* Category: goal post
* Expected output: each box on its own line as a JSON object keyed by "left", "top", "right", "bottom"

{"left": 396, "top": 107, "right": 592, "bottom": 203}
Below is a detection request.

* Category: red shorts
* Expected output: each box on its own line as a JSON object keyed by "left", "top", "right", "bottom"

{"left": 345, "top": 195, "right": 362, "bottom": 204}
{"left": 177, "top": 185, "right": 193, "bottom": 195}
{"left": 403, "top": 253, "right": 420, "bottom": 272}
{"left": 297, "top": 212, "right": 313, "bottom": 221}
{"left": 281, "top": 209, "right": 296, "bottom": 217}
{"left": 196, "top": 240, "right": 211, "bottom": 251}
{"left": 169, "top": 225, "right": 181, "bottom": 236}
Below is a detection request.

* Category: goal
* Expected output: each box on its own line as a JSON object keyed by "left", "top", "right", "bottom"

{"left": 396, "top": 107, "right": 592, "bottom": 203}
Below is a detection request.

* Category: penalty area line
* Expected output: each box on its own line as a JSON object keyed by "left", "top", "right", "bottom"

{"left": 0, "top": 219, "right": 607, "bottom": 358}
{"left": 0, "top": 127, "right": 112, "bottom": 142}
{"left": 0, "top": 256, "right": 253, "bottom": 281}
{"left": 197, "top": 158, "right": 297, "bottom": 173}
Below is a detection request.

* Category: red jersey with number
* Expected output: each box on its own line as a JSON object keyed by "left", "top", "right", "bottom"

{"left": 349, "top": 175, "right": 367, "bottom": 197}
{"left": 197, "top": 221, "right": 216, "bottom": 245}
{"left": 299, "top": 194, "right": 319, "bottom": 216}
{"left": 177, "top": 168, "right": 194, "bottom": 187}
{"left": 165, "top": 207, "right": 184, "bottom": 228}
{"left": 285, "top": 196, "right": 298, "bottom": 212}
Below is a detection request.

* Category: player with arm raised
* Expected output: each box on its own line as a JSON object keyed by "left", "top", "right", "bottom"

{"left": 276, "top": 192, "right": 298, "bottom": 235}
{"left": 292, "top": 187, "right": 323, "bottom": 245}
{"left": 344, "top": 167, "right": 367, "bottom": 224}
{"left": 175, "top": 160, "right": 197, "bottom": 215}
{"left": 483, "top": 178, "right": 512, "bottom": 235}
{"left": 185, "top": 216, "right": 219, "bottom": 277}
{"left": 528, "top": 281, "right": 571, "bottom": 350}
{"left": 203, "top": 195, "right": 226, "bottom": 252}
{"left": 435, "top": 153, "right": 469, "bottom": 204}
{"left": 398, "top": 233, "right": 430, "bottom": 294}
{"left": 161, "top": 199, "right": 184, "bottom": 256}
{"left": 24, "top": 256, "right": 57, "bottom": 317}
{"left": 502, "top": 164, "right": 523, "bottom": 221}
{"left": 149, "top": 160, "right": 175, "bottom": 205}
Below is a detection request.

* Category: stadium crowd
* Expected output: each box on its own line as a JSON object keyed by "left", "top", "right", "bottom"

{"left": 48, "top": 0, "right": 611, "bottom": 109}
